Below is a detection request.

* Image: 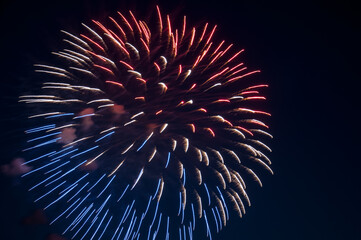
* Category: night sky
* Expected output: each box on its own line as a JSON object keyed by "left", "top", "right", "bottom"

{"left": 0, "top": 0, "right": 360, "bottom": 239}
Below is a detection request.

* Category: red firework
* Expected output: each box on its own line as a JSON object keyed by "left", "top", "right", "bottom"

{"left": 20, "top": 6, "right": 272, "bottom": 240}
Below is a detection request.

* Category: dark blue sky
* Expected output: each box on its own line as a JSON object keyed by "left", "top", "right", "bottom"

{"left": 0, "top": 0, "right": 360, "bottom": 239}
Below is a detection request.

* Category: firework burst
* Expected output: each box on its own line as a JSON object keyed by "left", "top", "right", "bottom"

{"left": 20, "top": 6, "right": 272, "bottom": 240}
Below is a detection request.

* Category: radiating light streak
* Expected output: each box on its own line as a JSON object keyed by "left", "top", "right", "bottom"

{"left": 59, "top": 173, "right": 89, "bottom": 196}
{"left": 97, "top": 175, "right": 116, "bottom": 198}
{"left": 22, "top": 159, "right": 61, "bottom": 177}
{"left": 109, "top": 159, "right": 125, "bottom": 177}
{"left": 148, "top": 148, "right": 157, "bottom": 162}
{"left": 178, "top": 191, "right": 182, "bottom": 216}
{"left": 226, "top": 70, "right": 261, "bottom": 84}
{"left": 181, "top": 202, "right": 185, "bottom": 224}
{"left": 122, "top": 200, "right": 135, "bottom": 224}
{"left": 26, "top": 124, "right": 55, "bottom": 134}
{"left": 109, "top": 15, "right": 126, "bottom": 38}
{"left": 34, "top": 69, "right": 68, "bottom": 78}
{"left": 71, "top": 146, "right": 99, "bottom": 159}
{"left": 150, "top": 200, "right": 160, "bottom": 229}
{"left": 184, "top": 137, "right": 189, "bottom": 152}
{"left": 203, "top": 210, "right": 212, "bottom": 239}
{"left": 63, "top": 39, "right": 90, "bottom": 55}
{"left": 52, "top": 51, "right": 85, "bottom": 65}
{"left": 202, "top": 151, "right": 209, "bottom": 166}
{"left": 93, "top": 64, "right": 114, "bottom": 75}
{"left": 98, "top": 103, "right": 115, "bottom": 109}
{"left": 45, "top": 160, "right": 86, "bottom": 187}
{"left": 215, "top": 206, "right": 223, "bottom": 230}
{"left": 67, "top": 182, "right": 89, "bottom": 203}
{"left": 256, "top": 150, "right": 272, "bottom": 165}
{"left": 124, "top": 210, "right": 137, "bottom": 240}
{"left": 68, "top": 208, "right": 95, "bottom": 237}
{"left": 153, "top": 213, "right": 162, "bottom": 239}
{"left": 59, "top": 51, "right": 88, "bottom": 64}
{"left": 50, "top": 198, "right": 81, "bottom": 224}
{"left": 140, "top": 38, "right": 150, "bottom": 54}
{"left": 79, "top": 214, "right": 99, "bottom": 240}
{"left": 250, "top": 139, "right": 272, "bottom": 152}
{"left": 29, "top": 170, "right": 61, "bottom": 191}
{"left": 72, "top": 206, "right": 93, "bottom": 230}
{"left": 46, "top": 124, "right": 75, "bottom": 132}
{"left": 65, "top": 49, "right": 91, "bottom": 62}
{"left": 23, "top": 151, "right": 56, "bottom": 165}
{"left": 44, "top": 113, "right": 74, "bottom": 119}
{"left": 110, "top": 221, "right": 122, "bottom": 240}
{"left": 125, "top": 43, "right": 140, "bottom": 60}
{"left": 139, "top": 21, "right": 150, "bottom": 43}
{"left": 66, "top": 192, "right": 91, "bottom": 219}
{"left": 188, "top": 27, "right": 196, "bottom": 49}
{"left": 131, "top": 168, "right": 144, "bottom": 190}
{"left": 98, "top": 215, "right": 113, "bottom": 239}
{"left": 204, "top": 183, "right": 211, "bottom": 206}
{"left": 87, "top": 174, "right": 106, "bottom": 192}
{"left": 90, "top": 209, "right": 109, "bottom": 240}
{"left": 81, "top": 23, "right": 105, "bottom": 44}
{"left": 131, "top": 112, "right": 144, "bottom": 119}
{"left": 211, "top": 208, "right": 219, "bottom": 233}
{"left": 118, "top": 60, "right": 134, "bottom": 70}
{"left": 137, "top": 132, "right": 153, "bottom": 152}
{"left": 34, "top": 180, "right": 66, "bottom": 202}
{"left": 183, "top": 168, "right": 186, "bottom": 186}
{"left": 73, "top": 113, "right": 95, "bottom": 119}
{"left": 203, "top": 67, "right": 229, "bottom": 85}
{"left": 45, "top": 183, "right": 78, "bottom": 210}
{"left": 61, "top": 30, "right": 90, "bottom": 47}
{"left": 216, "top": 187, "right": 229, "bottom": 221}
{"left": 152, "top": 179, "right": 162, "bottom": 200}
{"left": 52, "top": 148, "right": 78, "bottom": 161}
{"left": 235, "top": 126, "right": 254, "bottom": 136}
{"left": 134, "top": 216, "right": 144, "bottom": 238}
{"left": 28, "top": 111, "right": 60, "bottom": 119}
{"left": 142, "top": 196, "right": 152, "bottom": 219}
{"left": 115, "top": 227, "right": 124, "bottom": 240}
{"left": 95, "top": 131, "right": 115, "bottom": 142}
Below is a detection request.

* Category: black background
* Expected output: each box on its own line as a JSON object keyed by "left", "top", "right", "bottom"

{"left": 0, "top": 0, "right": 360, "bottom": 239}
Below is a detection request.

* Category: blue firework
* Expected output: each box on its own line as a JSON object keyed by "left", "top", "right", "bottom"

{"left": 20, "top": 6, "right": 272, "bottom": 240}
